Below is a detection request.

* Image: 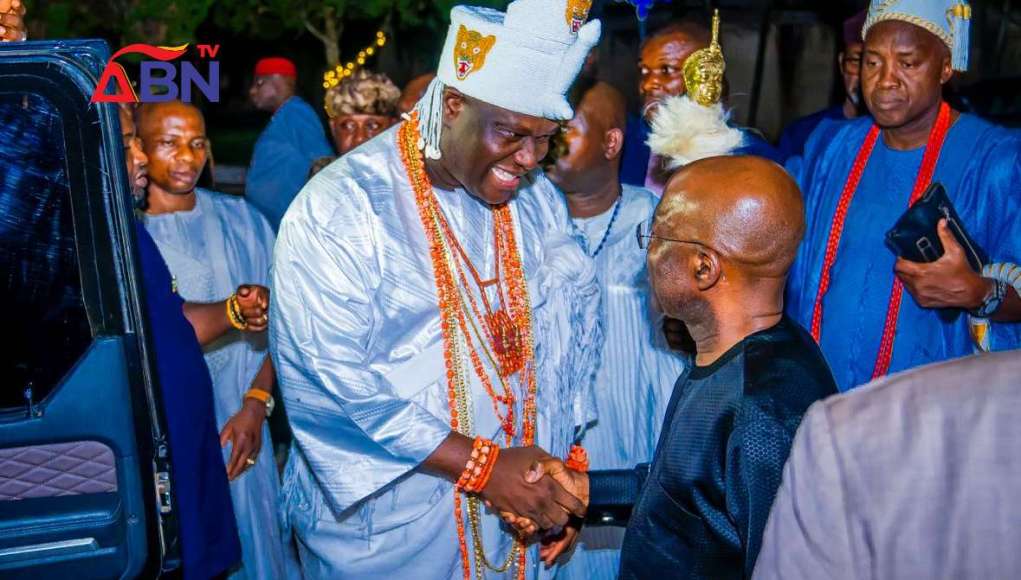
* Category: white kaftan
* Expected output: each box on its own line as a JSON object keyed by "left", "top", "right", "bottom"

{"left": 270, "top": 124, "right": 603, "bottom": 579}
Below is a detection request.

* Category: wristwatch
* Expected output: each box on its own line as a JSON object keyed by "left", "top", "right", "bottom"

{"left": 244, "top": 389, "right": 275, "bottom": 417}
{"left": 971, "top": 277, "right": 1008, "bottom": 318}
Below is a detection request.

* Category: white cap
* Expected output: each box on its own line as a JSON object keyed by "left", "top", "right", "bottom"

{"left": 435, "top": 0, "right": 601, "bottom": 121}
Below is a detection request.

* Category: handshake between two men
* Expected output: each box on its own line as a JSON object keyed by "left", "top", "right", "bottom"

{"left": 423, "top": 433, "right": 591, "bottom": 567}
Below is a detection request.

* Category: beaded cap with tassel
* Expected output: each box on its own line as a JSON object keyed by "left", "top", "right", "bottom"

{"left": 408, "top": 0, "right": 601, "bottom": 160}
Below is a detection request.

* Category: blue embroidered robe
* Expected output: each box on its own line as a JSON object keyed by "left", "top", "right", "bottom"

{"left": 785, "top": 114, "right": 1021, "bottom": 392}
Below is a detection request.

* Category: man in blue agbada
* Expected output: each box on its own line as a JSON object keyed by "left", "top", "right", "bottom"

{"left": 786, "top": 0, "right": 1021, "bottom": 392}
{"left": 246, "top": 57, "right": 333, "bottom": 231}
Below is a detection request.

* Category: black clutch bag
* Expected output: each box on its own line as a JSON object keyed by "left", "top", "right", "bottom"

{"left": 884, "top": 182, "right": 987, "bottom": 272}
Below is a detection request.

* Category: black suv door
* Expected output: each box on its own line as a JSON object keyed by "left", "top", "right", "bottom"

{"left": 0, "top": 40, "right": 175, "bottom": 578}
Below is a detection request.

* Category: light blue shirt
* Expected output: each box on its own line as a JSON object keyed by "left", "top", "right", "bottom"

{"left": 754, "top": 351, "right": 1021, "bottom": 579}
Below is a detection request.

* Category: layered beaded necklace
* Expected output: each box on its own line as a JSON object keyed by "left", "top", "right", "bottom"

{"left": 398, "top": 112, "right": 537, "bottom": 580}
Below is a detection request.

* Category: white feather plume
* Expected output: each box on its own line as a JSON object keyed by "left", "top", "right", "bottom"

{"left": 647, "top": 94, "right": 745, "bottom": 170}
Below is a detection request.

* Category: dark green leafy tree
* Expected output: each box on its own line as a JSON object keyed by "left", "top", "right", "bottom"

{"left": 31, "top": 0, "right": 505, "bottom": 67}
{"left": 214, "top": 0, "right": 505, "bottom": 67}
{"left": 32, "top": 0, "right": 214, "bottom": 45}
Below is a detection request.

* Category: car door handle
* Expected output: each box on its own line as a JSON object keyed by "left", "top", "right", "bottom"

{"left": 0, "top": 537, "right": 99, "bottom": 565}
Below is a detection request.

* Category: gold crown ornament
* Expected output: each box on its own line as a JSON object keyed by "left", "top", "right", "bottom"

{"left": 682, "top": 9, "right": 725, "bottom": 107}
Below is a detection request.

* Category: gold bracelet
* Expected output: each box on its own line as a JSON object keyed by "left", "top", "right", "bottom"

{"left": 244, "top": 388, "right": 270, "bottom": 405}
{"left": 244, "top": 388, "right": 274, "bottom": 417}
{"left": 226, "top": 293, "right": 247, "bottom": 330}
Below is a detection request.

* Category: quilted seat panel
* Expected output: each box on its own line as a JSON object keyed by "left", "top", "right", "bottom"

{"left": 0, "top": 441, "right": 117, "bottom": 501}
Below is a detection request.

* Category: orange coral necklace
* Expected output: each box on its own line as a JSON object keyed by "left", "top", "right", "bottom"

{"left": 398, "top": 113, "right": 536, "bottom": 580}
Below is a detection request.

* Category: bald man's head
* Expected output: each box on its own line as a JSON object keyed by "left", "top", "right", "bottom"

{"left": 546, "top": 82, "right": 627, "bottom": 194}
{"left": 647, "top": 156, "right": 803, "bottom": 321}
{"left": 137, "top": 101, "right": 208, "bottom": 197}
{"left": 137, "top": 101, "right": 206, "bottom": 141}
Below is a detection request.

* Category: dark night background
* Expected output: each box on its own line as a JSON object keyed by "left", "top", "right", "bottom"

{"left": 12, "top": 0, "right": 1020, "bottom": 477}
{"left": 30, "top": 0, "right": 1021, "bottom": 170}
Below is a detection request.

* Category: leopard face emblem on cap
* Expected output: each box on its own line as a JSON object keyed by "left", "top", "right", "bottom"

{"left": 454, "top": 25, "right": 496, "bottom": 80}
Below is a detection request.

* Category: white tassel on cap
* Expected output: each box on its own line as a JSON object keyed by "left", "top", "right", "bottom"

{"left": 406, "top": 76, "right": 446, "bottom": 160}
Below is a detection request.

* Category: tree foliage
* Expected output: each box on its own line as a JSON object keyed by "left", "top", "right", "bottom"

{"left": 32, "top": 0, "right": 215, "bottom": 45}
{"left": 32, "top": 0, "right": 506, "bottom": 67}
{"left": 213, "top": 0, "right": 506, "bottom": 67}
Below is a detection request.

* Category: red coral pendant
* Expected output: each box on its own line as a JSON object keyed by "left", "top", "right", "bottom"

{"left": 488, "top": 309, "right": 524, "bottom": 377}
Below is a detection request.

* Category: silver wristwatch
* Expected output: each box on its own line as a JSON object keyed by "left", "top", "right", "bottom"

{"left": 972, "top": 278, "right": 1008, "bottom": 318}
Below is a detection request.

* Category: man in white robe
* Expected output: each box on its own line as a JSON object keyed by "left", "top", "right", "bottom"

{"left": 138, "top": 101, "right": 299, "bottom": 580}
{"left": 270, "top": 1, "right": 604, "bottom": 578}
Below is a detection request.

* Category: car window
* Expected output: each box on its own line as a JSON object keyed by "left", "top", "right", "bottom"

{"left": 0, "top": 92, "right": 93, "bottom": 410}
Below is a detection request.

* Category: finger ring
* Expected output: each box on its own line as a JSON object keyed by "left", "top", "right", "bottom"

{"left": 245, "top": 457, "right": 256, "bottom": 466}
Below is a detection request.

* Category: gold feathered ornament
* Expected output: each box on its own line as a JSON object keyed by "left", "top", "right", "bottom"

{"left": 646, "top": 10, "right": 744, "bottom": 170}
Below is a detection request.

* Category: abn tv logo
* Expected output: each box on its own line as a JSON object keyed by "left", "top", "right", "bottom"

{"left": 91, "top": 43, "right": 220, "bottom": 104}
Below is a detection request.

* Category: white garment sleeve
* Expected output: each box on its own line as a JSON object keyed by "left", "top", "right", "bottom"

{"left": 529, "top": 172, "right": 604, "bottom": 438}
{"left": 270, "top": 180, "right": 451, "bottom": 516}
